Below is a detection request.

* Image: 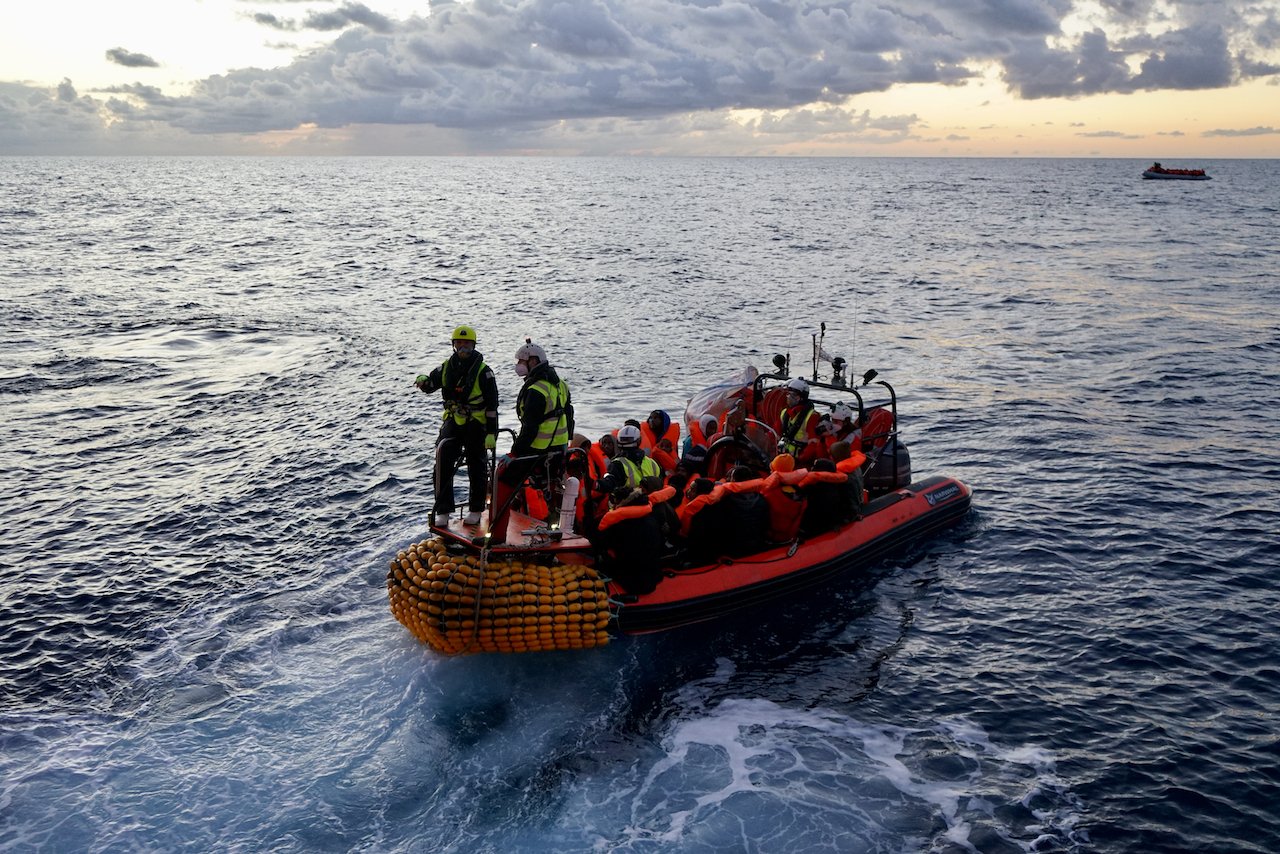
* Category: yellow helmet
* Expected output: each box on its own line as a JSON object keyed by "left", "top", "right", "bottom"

{"left": 451, "top": 325, "right": 477, "bottom": 343}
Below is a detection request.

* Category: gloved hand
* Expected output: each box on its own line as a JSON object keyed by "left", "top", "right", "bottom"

{"left": 414, "top": 374, "right": 428, "bottom": 391}
{"left": 484, "top": 434, "right": 496, "bottom": 451}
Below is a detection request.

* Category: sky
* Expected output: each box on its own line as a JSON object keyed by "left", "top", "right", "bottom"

{"left": 1, "top": 0, "right": 1278, "bottom": 156}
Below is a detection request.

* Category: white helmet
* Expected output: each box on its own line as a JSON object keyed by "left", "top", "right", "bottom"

{"left": 785, "top": 378, "right": 809, "bottom": 398}
{"left": 617, "top": 424, "right": 642, "bottom": 448}
{"left": 515, "top": 340, "right": 548, "bottom": 365}
{"left": 831, "top": 403, "right": 854, "bottom": 424}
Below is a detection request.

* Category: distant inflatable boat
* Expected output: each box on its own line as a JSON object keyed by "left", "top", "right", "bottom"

{"left": 1143, "top": 163, "right": 1211, "bottom": 180}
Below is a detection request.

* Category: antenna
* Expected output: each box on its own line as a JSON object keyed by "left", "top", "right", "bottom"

{"left": 852, "top": 284, "right": 858, "bottom": 374}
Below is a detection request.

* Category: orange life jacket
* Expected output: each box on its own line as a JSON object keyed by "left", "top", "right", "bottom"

{"left": 650, "top": 445, "right": 678, "bottom": 474}
{"left": 587, "top": 444, "right": 609, "bottom": 480}
{"left": 598, "top": 486, "right": 677, "bottom": 531}
{"left": 678, "top": 485, "right": 726, "bottom": 537}
{"left": 640, "top": 421, "right": 680, "bottom": 452}
{"left": 762, "top": 483, "right": 806, "bottom": 541}
{"left": 523, "top": 485, "right": 549, "bottom": 520}
{"left": 835, "top": 452, "right": 867, "bottom": 473}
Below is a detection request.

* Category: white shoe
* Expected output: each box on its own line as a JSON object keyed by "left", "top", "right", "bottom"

{"left": 463, "top": 511, "right": 483, "bottom": 526}
{"left": 433, "top": 513, "right": 450, "bottom": 527}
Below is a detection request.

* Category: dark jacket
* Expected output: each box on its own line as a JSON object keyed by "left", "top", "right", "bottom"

{"left": 418, "top": 351, "right": 499, "bottom": 435}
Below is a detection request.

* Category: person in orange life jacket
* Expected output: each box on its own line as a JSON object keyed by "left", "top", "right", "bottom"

{"left": 578, "top": 433, "right": 616, "bottom": 528}
{"left": 596, "top": 486, "right": 677, "bottom": 594}
{"left": 651, "top": 437, "right": 678, "bottom": 476}
{"left": 762, "top": 453, "right": 807, "bottom": 542}
{"left": 703, "top": 400, "right": 771, "bottom": 480}
{"left": 678, "top": 476, "right": 722, "bottom": 565}
{"left": 679, "top": 413, "right": 717, "bottom": 475}
{"left": 800, "top": 458, "right": 858, "bottom": 536}
{"left": 677, "top": 467, "right": 770, "bottom": 564}
{"left": 778, "top": 378, "right": 823, "bottom": 467}
{"left": 415, "top": 325, "right": 499, "bottom": 527}
{"left": 717, "top": 465, "right": 772, "bottom": 556}
{"left": 596, "top": 424, "right": 661, "bottom": 499}
{"left": 591, "top": 433, "right": 617, "bottom": 472}
{"left": 488, "top": 340, "right": 574, "bottom": 544}
{"left": 639, "top": 474, "right": 682, "bottom": 553}
{"left": 684, "top": 414, "right": 718, "bottom": 453}
{"left": 641, "top": 410, "right": 680, "bottom": 474}
{"left": 562, "top": 446, "right": 594, "bottom": 535}
{"left": 821, "top": 403, "right": 862, "bottom": 455}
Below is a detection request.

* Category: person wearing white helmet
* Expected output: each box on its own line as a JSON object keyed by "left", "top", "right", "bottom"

{"left": 414, "top": 325, "right": 499, "bottom": 527}
{"left": 596, "top": 422, "right": 662, "bottom": 498}
{"left": 487, "top": 338, "right": 574, "bottom": 543}
{"left": 778, "top": 378, "right": 822, "bottom": 465}
{"left": 822, "top": 402, "right": 862, "bottom": 454}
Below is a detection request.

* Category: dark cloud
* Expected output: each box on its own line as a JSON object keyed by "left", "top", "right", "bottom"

{"left": 1236, "top": 55, "right": 1280, "bottom": 77}
{"left": 1003, "top": 22, "right": 1248, "bottom": 98}
{"left": 105, "top": 47, "right": 160, "bottom": 68}
{"left": 253, "top": 12, "right": 295, "bottom": 31}
{"left": 247, "top": 2, "right": 395, "bottom": 34}
{"left": 304, "top": 2, "right": 395, "bottom": 34}
{"left": 1130, "top": 24, "right": 1234, "bottom": 89}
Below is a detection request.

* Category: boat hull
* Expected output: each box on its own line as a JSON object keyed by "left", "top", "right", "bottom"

{"left": 609, "top": 475, "right": 972, "bottom": 634}
{"left": 1142, "top": 169, "right": 1210, "bottom": 180}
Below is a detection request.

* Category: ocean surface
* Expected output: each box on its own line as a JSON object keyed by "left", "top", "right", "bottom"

{"left": 1, "top": 156, "right": 1277, "bottom": 853}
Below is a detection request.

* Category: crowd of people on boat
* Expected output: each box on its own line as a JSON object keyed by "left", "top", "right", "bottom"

{"left": 1145, "top": 161, "right": 1208, "bottom": 176}
{"left": 415, "top": 326, "right": 878, "bottom": 594}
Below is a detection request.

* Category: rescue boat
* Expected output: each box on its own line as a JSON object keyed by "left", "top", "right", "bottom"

{"left": 387, "top": 346, "right": 973, "bottom": 652}
{"left": 1142, "top": 164, "right": 1211, "bottom": 180}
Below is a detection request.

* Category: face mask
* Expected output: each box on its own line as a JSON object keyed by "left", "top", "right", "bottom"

{"left": 514, "top": 361, "right": 529, "bottom": 377}
{"left": 453, "top": 342, "right": 474, "bottom": 358}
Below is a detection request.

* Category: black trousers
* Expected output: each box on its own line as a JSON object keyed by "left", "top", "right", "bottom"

{"left": 433, "top": 419, "right": 489, "bottom": 515}
{"left": 488, "top": 448, "right": 565, "bottom": 542}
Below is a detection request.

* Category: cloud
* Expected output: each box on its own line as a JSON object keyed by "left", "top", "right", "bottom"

{"left": 252, "top": 12, "right": 295, "bottom": 31}
{"left": 304, "top": 2, "right": 395, "bottom": 33}
{"left": 105, "top": 48, "right": 160, "bottom": 68}
{"left": 8, "top": 0, "right": 1280, "bottom": 153}
{"left": 247, "top": 2, "right": 395, "bottom": 34}
{"left": 1075, "top": 129, "right": 1142, "bottom": 138}
{"left": 0, "top": 79, "right": 145, "bottom": 153}
{"left": 109, "top": 1, "right": 990, "bottom": 136}
{"left": 1203, "top": 125, "right": 1279, "bottom": 136}
{"left": 1002, "top": 22, "right": 1250, "bottom": 98}
{"left": 149, "top": 0, "right": 1276, "bottom": 139}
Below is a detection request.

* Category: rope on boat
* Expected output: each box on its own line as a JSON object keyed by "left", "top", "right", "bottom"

{"left": 386, "top": 536, "right": 611, "bottom": 655}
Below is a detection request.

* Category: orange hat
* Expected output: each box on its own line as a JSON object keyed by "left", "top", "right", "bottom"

{"left": 770, "top": 454, "right": 795, "bottom": 473}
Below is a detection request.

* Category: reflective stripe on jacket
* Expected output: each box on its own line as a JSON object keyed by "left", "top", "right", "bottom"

{"left": 441, "top": 357, "right": 489, "bottom": 426}
{"left": 519, "top": 377, "right": 570, "bottom": 450}
{"left": 616, "top": 455, "right": 661, "bottom": 490}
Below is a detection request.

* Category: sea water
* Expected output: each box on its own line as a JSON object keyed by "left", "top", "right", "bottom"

{"left": 1, "top": 156, "right": 1277, "bottom": 853}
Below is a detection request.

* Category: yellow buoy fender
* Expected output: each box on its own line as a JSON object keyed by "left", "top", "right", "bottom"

{"left": 386, "top": 537, "right": 610, "bottom": 655}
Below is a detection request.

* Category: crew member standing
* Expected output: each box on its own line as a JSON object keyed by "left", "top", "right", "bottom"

{"left": 488, "top": 340, "right": 574, "bottom": 544}
{"left": 415, "top": 325, "right": 499, "bottom": 527}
